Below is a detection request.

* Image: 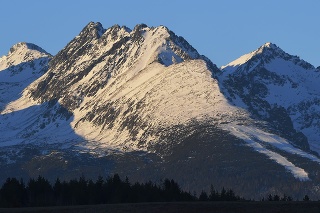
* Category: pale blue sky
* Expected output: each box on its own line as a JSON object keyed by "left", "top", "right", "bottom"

{"left": 1, "top": 0, "right": 319, "bottom": 67}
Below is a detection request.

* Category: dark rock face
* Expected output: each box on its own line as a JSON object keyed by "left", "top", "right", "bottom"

{"left": 222, "top": 66, "right": 310, "bottom": 151}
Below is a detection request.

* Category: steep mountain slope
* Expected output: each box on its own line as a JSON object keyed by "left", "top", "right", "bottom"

{"left": 0, "top": 42, "right": 51, "bottom": 111}
{"left": 0, "top": 43, "right": 77, "bottom": 148}
{"left": 220, "top": 42, "right": 320, "bottom": 154}
{"left": 1, "top": 23, "right": 320, "bottom": 199}
{"left": 14, "top": 22, "right": 226, "bottom": 152}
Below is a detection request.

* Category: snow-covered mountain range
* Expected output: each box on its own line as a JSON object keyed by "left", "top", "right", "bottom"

{"left": 1, "top": 22, "right": 320, "bottom": 198}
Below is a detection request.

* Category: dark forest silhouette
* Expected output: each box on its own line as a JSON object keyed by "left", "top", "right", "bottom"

{"left": 0, "top": 174, "right": 310, "bottom": 208}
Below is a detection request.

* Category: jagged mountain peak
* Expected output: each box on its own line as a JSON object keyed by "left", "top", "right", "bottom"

{"left": 108, "top": 24, "right": 131, "bottom": 32}
{"left": 73, "top": 22, "right": 210, "bottom": 68}
{"left": 78, "top": 21, "right": 106, "bottom": 40}
{"left": 86, "top": 21, "right": 103, "bottom": 28}
{"left": 77, "top": 22, "right": 171, "bottom": 43}
{"left": 221, "top": 42, "right": 314, "bottom": 73}
{"left": 0, "top": 42, "right": 51, "bottom": 71}
{"left": 8, "top": 42, "right": 50, "bottom": 56}
{"left": 260, "top": 42, "right": 278, "bottom": 50}
{"left": 220, "top": 42, "right": 282, "bottom": 72}
{"left": 132, "top": 23, "right": 149, "bottom": 31}
{"left": 131, "top": 24, "right": 173, "bottom": 38}
{"left": 255, "top": 42, "right": 287, "bottom": 57}
{"left": 262, "top": 42, "right": 273, "bottom": 47}
{"left": 27, "top": 22, "right": 220, "bottom": 112}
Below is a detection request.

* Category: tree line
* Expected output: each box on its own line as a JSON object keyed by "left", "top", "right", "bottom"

{"left": 0, "top": 174, "right": 311, "bottom": 208}
{"left": 0, "top": 174, "right": 243, "bottom": 207}
{"left": 262, "top": 194, "right": 310, "bottom": 202}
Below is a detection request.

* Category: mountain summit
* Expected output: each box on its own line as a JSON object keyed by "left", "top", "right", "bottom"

{"left": 0, "top": 42, "right": 50, "bottom": 71}
{"left": 8, "top": 42, "right": 49, "bottom": 55}
{"left": 0, "top": 22, "right": 320, "bottom": 199}
{"left": 0, "top": 42, "right": 51, "bottom": 111}
{"left": 220, "top": 42, "right": 320, "bottom": 154}
{"left": 221, "top": 42, "right": 314, "bottom": 74}
{"left": 27, "top": 22, "right": 219, "bottom": 110}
